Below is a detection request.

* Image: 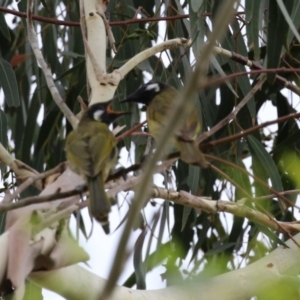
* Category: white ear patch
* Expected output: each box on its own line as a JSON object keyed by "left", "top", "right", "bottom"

{"left": 145, "top": 83, "right": 160, "bottom": 92}
{"left": 93, "top": 109, "right": 104, "bottom": 121}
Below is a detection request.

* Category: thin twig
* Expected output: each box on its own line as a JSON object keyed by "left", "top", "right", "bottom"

{"left": 213, "top": 46, "right": 300, "bottom": 96}
{"left": 206, "top": 154, "right": 296, "bottom": 208}
{"left": 197, "top": 76, "right": 266, "bottom": 144}
{"left": 0, "top": 7, "right": 189, "bottom": 27}
{"left": 4, "top": 163, "right": 66, "bottom": 203}
{"left": 200, "top": 110, "right": 300, "bottom": 150}
{"left": 98, "top": 12, "right": 117, "bottom": 53}
{"left": 116, "top": 121, "right": 146, "bottom": 142}
{"left": 0, "top": 187, "right": 81, "bottom": 213}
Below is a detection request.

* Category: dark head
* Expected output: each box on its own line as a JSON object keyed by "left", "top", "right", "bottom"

{"left": 85, "top": 99, "right": 129, "bottom": 125}
{"left": 121, "top": 81, "right": 168, "bottom": 106}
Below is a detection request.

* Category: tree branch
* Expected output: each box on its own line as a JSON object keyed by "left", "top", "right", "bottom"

{"left": 29, "top": 232, "right": 300, "bottom": 300}
{"left": 114, "top": 38, "right": 192, "bottom": 80}
{"left": 0, "top": 143, "right": 42, "bottom": 189}
{"left": 151, "top": 187, "right": 300, "bottom": 234}
{"left": 0, "top": 6, "right": 189, "bottom": 27}
{"left": 213, "top": 46, "right": 300, "bottom": 96}
{"left": 197, "top": 75, "right": 266, "bottom": 144}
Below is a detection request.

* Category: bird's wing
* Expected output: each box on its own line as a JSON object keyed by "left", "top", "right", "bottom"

{"left": 65, "top": 124, "right": 116, "bottom": 178}
{"left": 65, "top": 130, "right": 94, "bottom": 176}
{"left": 88, "top": 127, "right": 116, "bottom": 179}
{"left": 178, "top": 110, "right": 201, "bottom": 141}
{"left": 147, "top": 89, "right": 176, "bottom": 137}
{"left": 148, "top": 87, "right": 201, "bottom": 141}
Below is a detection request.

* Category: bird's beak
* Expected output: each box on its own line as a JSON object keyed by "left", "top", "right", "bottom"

{"left": 106, "top": 102, "right": 131, "bottom": 117}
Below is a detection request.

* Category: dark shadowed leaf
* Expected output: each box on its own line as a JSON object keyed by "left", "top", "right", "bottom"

{"left": 205, "top": 242, "right": 237, "bottom": 255}
{"left": 266, "top": 0, "right": 287, "bottom": 83}
{"left": 248, "top": 135, "right": 283, "bottom": 193}
{"left": 0, "top": 12, "right": 10, "bottom": 42}
{"left": 256, "top": 224, "right": 288, "bottom": 247}
{"left": 0, "top": 109, "right": 7, "bottom": 148}
{"left": 133, "top": 229, "right": 147, "bottom": 289}
{"left": 0, "top": 58, "right": 20, "bottom": 107}
{"left": 245, "top": 0, "right": 260, "bottom": 60}
{"left": 287, "top": 1, "right": 300, "bottom": 44}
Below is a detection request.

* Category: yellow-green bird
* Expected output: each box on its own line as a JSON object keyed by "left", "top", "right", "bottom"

{"left": 65, "top": 100, "right": 126, "bottom": 228}
{"left": 122, "top": 81, "right": 208, "bottom": 168}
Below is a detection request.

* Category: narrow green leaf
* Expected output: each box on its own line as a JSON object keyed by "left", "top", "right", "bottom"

{"left": 210, "top": 55, "right": 238, "bottom": 98}
{"left": 0, "top": 212, "right": 6, "bottom": 235}
{"left": 266, "top": 0, "right": 284, "bottom": 83}
{"left": 190, "top": 0, "right": 203, "bottom": 12}
{"left": 188, "top": 0, "right": 206, "bottom": 56}
{"left": 181, "top": 206, "right": 192, "bottom": 232}
{"left": 248, "top": 135, "right": 283, "bottom": 191}
{"left": 0, "top": 12, "right": 11, "bottom": 42}
{"left": 190, "top": 217, "right": 211, "bottom": 263}
{"left": 21, "top": 90, "right": 40, "bottom": 163}
{"left": 245, "top": 0, "right": 260, "bottom": 60}
{"left": 256, "top": 224, "right": 288, "bottom": 247}
{"left": 0, "top": 109, "right": 8, "bottom": 148}
{"left": 276, "top": 0, "right": 300, "bottom": 43}
{"left": 0, "top": 58, "right": 20, "bottom": 107}
{"left": 205, "top": 242, "right": 237, "bottom": 255}
{"left": 175, "top": 0, "right": 191, "bottom": 34}
{"left": 188, "top": 165, "right": 199, "bottom": 195}
{"left": 74, "top": 211, "right": 88, "bottom": 240}
{"left": 232, "top": 159, "right": 252, "bottom": 199}
{"left": 287, "top": 1, "right": 300, "bottom": 45}
{"left": 247, "top": 135, "right": 284, "bottom": 210}
{"left": 222, "top": 22, "right": 256, "bottom": 118}
{"left": 133, "top": 229, "right": 147, "bottom": 289}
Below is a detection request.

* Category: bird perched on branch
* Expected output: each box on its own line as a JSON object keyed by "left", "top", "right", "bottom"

{"left": 65, "top": 100, "right": 127, "bottom": 231}
{"left": 122, "top": 81, "right": 208, "bottom": 168}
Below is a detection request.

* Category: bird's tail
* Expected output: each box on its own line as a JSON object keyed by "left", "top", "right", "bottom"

{"left": 177, "top": 139, "right": 208, "bottom": 168}
{"left": 88, "top": 174, "right": 111, "bottom": 232}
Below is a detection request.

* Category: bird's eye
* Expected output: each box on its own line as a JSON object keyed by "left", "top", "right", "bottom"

{"left": 145, "top": 83, "right": 160, "bottom": 92}
{"left": 93, "top": 110, "right": 104, "bottom": 121}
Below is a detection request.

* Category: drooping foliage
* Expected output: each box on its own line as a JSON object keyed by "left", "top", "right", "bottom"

{"left": 0, "top": 0, "right": 300, "bottom": 294}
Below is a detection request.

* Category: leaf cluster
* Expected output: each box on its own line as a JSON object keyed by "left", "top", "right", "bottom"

{"left": 1, "top": 0, "right": 300, "bottom": 295}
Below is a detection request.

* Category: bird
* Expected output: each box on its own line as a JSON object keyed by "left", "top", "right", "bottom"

{"left": 65, "top": 99, "right": 127, "bottom": 230}
{"left": 121, "top": 81, "right": 208, "bottom": 168}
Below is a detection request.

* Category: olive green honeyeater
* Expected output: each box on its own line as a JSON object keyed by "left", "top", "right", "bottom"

{"left": 65, "top": 100, "right": 126, "bottom": 227}
{"left": 121, "top": 81, "right": 208, "bottom": 168}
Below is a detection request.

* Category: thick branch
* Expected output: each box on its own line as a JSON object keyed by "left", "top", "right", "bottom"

{"left": 151, "top": 187, "right": 300, "bottom": 234}
{"left": 29, "top": 232, "right": 300, "bottom": 300}
{"left": 114, "top": 38, "right": 192, "bottom": 80}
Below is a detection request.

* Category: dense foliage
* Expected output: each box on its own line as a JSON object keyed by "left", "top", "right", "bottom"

{"left": 1, "top": 0, "right": 300, "bottom": 298}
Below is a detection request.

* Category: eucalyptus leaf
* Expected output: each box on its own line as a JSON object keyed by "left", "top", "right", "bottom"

{"left": 0, "top": 58, "right": 20, "bottom": 107}
{"left": 0, "top": 12, "right": 10, "bottom": 42}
